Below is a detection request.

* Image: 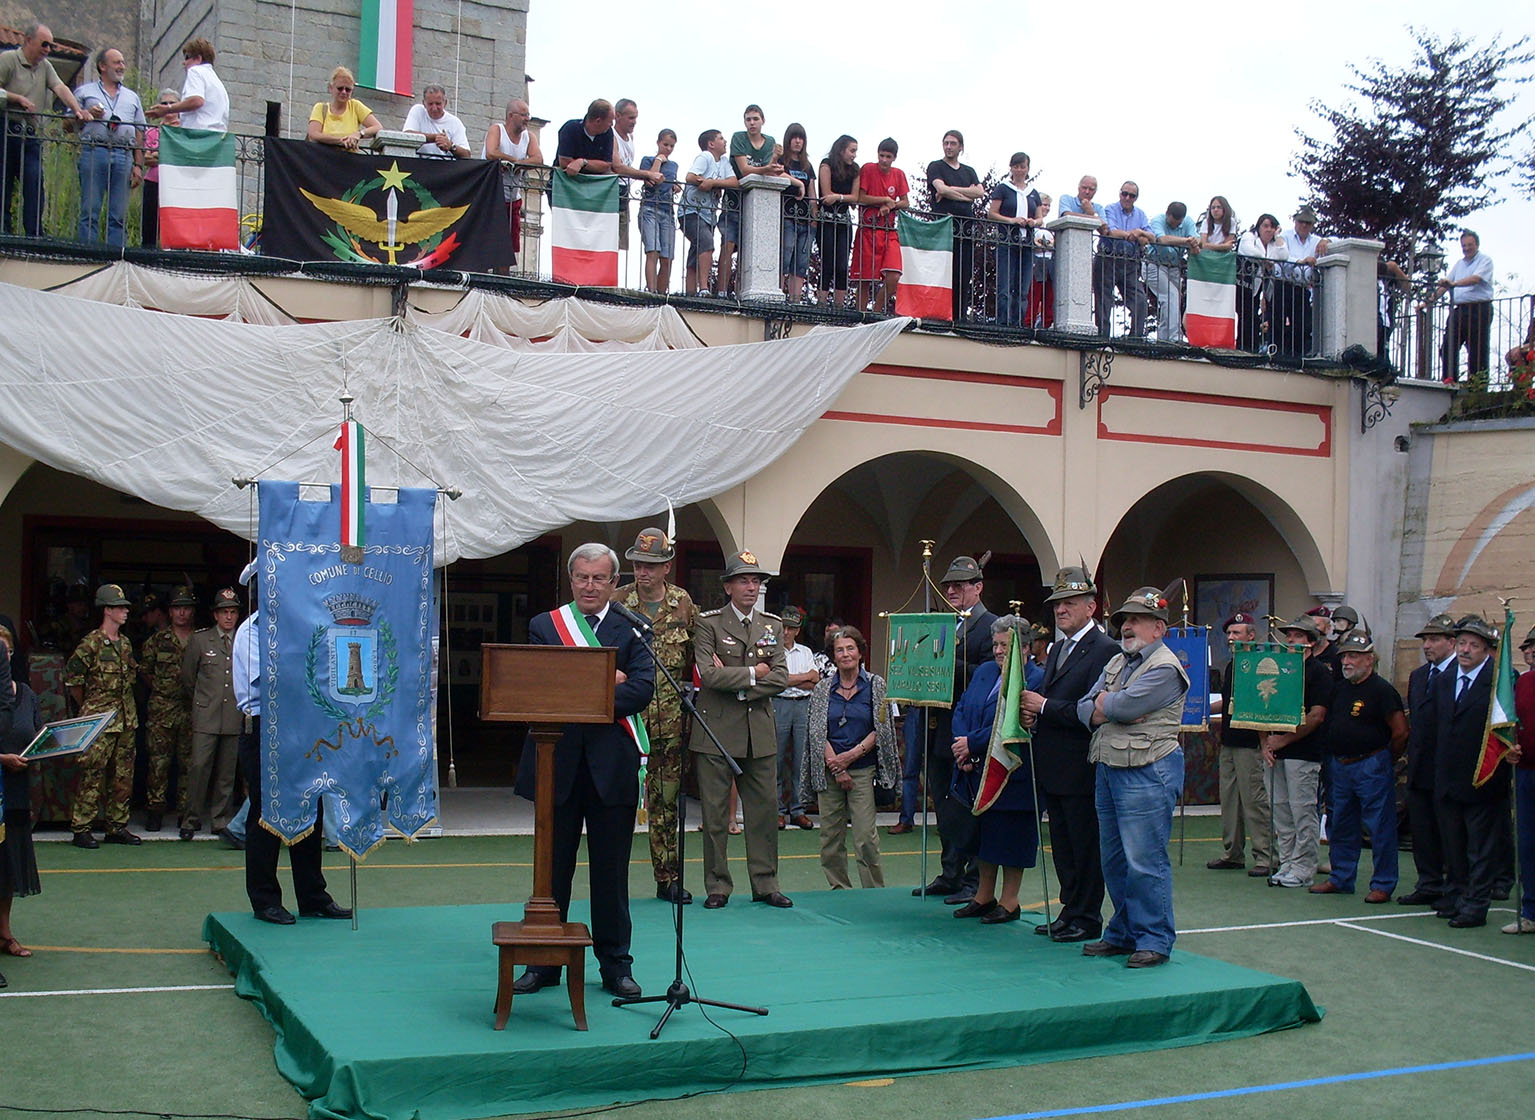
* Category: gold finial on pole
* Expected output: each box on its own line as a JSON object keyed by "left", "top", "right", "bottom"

{"left": 1009, "top": 599, "right": 1024, "bottom": 616}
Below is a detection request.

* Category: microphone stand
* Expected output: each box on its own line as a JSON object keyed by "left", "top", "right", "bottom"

{"left": 609, "top": 605, "right": 768, "bottom": 1039}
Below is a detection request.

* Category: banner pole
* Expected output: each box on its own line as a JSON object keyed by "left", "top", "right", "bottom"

{"left": 918, "top": 539, "right": 934, "bottom": 899}
{"left": 349, "top": 855, "right": 358, "bottom": 931}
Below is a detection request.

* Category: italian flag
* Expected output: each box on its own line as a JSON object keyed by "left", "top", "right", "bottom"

{"left": 551, "top": 173, "right": 620, "bottom": 286}
{"left": 335, "top": 419, "right": 365, "bottom": 551}
{"left": 1472, "top": 607, "right": 1519, "bottom": 787}
{"left": 359, "top": 0, "right": 413, "bottom": 96}
{"left": 1184, "top": 249, "right": 1238, "bottom": 348}
{"left": 157, "top": 127, "right": 238, "bottom": 250}
{"left": 550, "top": 604, "right": 650, "bottom": 756}
{"left": 894, "top": 212, "right": 953, "bottom": 320}
{"left": 972, "top": 628, "right": 1032, "bottom": 814}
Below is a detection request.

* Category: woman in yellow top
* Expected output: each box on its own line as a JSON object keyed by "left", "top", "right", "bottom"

{"left": 307, "top": 66, "right": 380, "bottom": 151}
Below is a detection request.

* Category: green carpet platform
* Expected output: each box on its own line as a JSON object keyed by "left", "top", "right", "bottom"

{"left": 202, "top": 889, "right": 1321, "bottom": 1120}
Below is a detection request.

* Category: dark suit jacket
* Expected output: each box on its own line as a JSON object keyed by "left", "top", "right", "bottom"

{"left": 1406, "top": 659, "right": 1451, "bottom": 790}
{"left": 514, "top": 609, "right": 655, "bottom": 808}
{"left": 955, "top": 607, "right": 997, "bottom": 699}
{"left": 1430, "top": 662, "right": 1507, "bottom": 804}
{"left": 1033, "top": 626, "right": 1118, "bottom": 797}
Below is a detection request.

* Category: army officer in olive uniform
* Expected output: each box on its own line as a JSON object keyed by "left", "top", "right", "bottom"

{"left": 180, "top": 587, "right": 245, "bottom": 843}
{"left": 690, "top": 550, "right": 791, "bottom": 909}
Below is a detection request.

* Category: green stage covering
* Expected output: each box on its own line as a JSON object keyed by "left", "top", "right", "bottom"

{"left": 203, "top": 891, "right": 1321, "bottom": 1120}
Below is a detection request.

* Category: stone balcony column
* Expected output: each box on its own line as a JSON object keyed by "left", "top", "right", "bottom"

{"left": 1316, "top": 237, "right": 1384, "bottom": 360}
{"left": 736, "top": 174, "right": 790, "bottom": 303}
{"left": 1047, "top": 212, "right": 1102, "bottom": 335}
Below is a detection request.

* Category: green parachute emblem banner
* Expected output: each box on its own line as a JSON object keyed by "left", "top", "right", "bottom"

{"left": 1228, "top": 641, "right": 1305, "bottom": 732}
{"left": 884, "top": 612, "right": 958, "bottom": 707}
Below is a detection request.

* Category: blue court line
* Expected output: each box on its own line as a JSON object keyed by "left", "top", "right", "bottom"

{"left": 979, "top": 1051, "right": 1535, "bottom": 1118}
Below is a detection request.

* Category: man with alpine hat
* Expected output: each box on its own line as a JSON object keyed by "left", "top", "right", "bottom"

{"left": 1310, "top": 626, "right": 1406, "bottom": 902}
{"left": 1208, "top": 611, "right": 1273, "bottom": 876}
{"left": 611, "top": 527, "right": 697, "bottom": 903}
{"left": 139, "top": 585, "right": 197, "bottom": 833}
{"left": 1020, "top": 566, "right": 1117, "bottom": 941}
{"left": 1074, "top": 586, "right": 1188, "bottom": 967}
{"left": 64, "top": 584, "right": 142, "bottom": 848}
{"left": 1399, "top": 613, "right": 1458, "bottom": 906}
{"left": 180, "top": 586, "right": 245, "bottom": 844}
{"left": 690, "top": 548, "right": 791, "bottom": 908}
{"left": 1262, "top": 614, "right": 1335, "bottom": 888}
{"left": 913, "top": 554, "right": 997, "bottom": 903}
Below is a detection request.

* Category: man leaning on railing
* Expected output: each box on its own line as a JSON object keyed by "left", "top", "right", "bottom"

{"left": 0, "top": 23, "right": 90, "bottom": 237}
{"left": 75, "top": 47, "right": 146, "bottom": 249}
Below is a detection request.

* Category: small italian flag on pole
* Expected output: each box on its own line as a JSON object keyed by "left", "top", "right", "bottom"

{"left": 335, "top": 419, "right": 366, "bottom": 561}
{"left": 157, "top": 127, "right": 238, "bottom": 250}
{"left": 551, "top": 173, "right": 620, "bottom": 286}
{"left": 1472, "top": 606, "right": 1519, "bottom": 787}
{"left": 1184, "top": 249, "right": 1238, "bottom": 348}
{"left": 971, "top": 628, "right": 1032, "bottom": 814}
{"left": 895, "top": 212, "right": 953, "bottom": 320}
{"left": 359, "top": 0, "right": 414, "bottom": 96}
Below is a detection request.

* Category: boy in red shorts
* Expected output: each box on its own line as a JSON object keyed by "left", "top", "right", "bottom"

{"left": 852, "top": 137, "right": 909, "bottom": 314}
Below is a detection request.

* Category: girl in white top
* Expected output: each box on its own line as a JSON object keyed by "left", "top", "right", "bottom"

{"left": 1198, "top": 195, "right": 1238, "bottom": 252}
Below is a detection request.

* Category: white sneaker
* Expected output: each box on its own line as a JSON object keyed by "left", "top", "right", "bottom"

{"left": 1500, "top": 917, "right": 1535, "bottom": 934}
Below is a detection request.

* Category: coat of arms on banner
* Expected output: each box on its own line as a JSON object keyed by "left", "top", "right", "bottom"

{"left": 311, "top": 592, "right": 395, "bottom": 716}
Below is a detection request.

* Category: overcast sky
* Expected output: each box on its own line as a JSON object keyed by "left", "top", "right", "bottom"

{"left": 526, "top": 0, "right": 1533, "bottom": 292}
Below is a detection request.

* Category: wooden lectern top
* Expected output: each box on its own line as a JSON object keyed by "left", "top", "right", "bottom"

{"left": 479, "top": 644, "right": 616, "bottom": 725}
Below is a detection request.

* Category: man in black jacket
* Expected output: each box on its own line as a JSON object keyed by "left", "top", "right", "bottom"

{"left": 1020, "top": 566, "right": 1117, "bottom": 941}
{"left": 1399, "top": 613, "right": 1458, "bottom": 906}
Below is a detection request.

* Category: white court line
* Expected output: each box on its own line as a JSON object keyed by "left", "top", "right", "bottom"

{"left": 1180, "top": 911, "right": 1445, "bottom": 935}
{"left": 0, "top": 983, "right": 235, "bottom": 998}
{"left": 1335, "top": 921, "right": 1535, "bottom": 973}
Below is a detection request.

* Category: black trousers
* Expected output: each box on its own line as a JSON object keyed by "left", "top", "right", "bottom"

{"left": 1438, "top": 794, "right": 1507, "bottom": 919}
{"left": 926, "top": 709, "right": 979, "bottom": 890}
{"left": 238, "top": 717, "right": 332, "bottom": 914}
{"left": 1042, "top": 789, "right": 1104, "bottom": 934}
{"left": 1442, "top": 301, "right": 1492, "bottom": 381}
{"left": 542, "top": 757, "right": 637, "bottom": 982}
{"left": 1405, "top": 785, "right": 1447, "bottom": 897}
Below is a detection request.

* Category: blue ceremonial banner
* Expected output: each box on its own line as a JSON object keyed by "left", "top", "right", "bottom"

{"left": 257, "top": 481, "right": 437, "bottom": 856}
{"left": 1165, "top": 627, "right": 1211, "bottom": 732}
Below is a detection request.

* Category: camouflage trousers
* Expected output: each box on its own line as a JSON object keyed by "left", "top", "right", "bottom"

{"left": 71, "top": 727, "right": 135, "bottom": 833}
{"left": 144, "top": 707, "right": 190, "bottom": 813}
{"left": 646, "top": 733, "right": 685, "bottom": 883}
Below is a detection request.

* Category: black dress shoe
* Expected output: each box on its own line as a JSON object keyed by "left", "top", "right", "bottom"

{"left": 218, "top": 827, "right": 245, "bottom": 851}
{"left": 72, "top": 831, "right": 99, "bottom": 850}
{"left": 1127, "top": 950, "right": 1170, "bottom": 968}
{"left": 0, "top": 969, "right": 7, "bottom": 989}
{"left": 912, "top": 878, "right": 957, "bottom": 897}
{"left": 1081, "top": 939, "right": 1134, "bottom": 957}
{"left": 1447, "top": 914, "right": 1486, "bottom": 928}
{"left": 512, "top": 968, "right": 560, "bottom": 994}
{"left": 1052, "top": 924, "right": 1097, "bottom": 942}
{"left": 145, "top": 811, "right": 163, "bottom": 833}
{"left": 703, "top": 893, "right": 728, "bottom": 909}
{"left": 1491, "top": 888, "right": 1511, "bottom": 901}
{"left": 1398, "top": 891, "right": 1440, "bottom": 906}
{"left": 752, "top": 891, "right": 794, "bottom": 908}
{"left": 981, "top": 905, "right": 1021, "bottom": 924}
{"left": 300, "top": 902, "right": 352, "bottom": 919}
{"left": 178, "top": 827, "right": 194, "bottom": 842}
{"left": 603, "top": 976, "right": 642, "bottom": 998}
{"left": 943, "top": 890, "right": 976, "bottom": 906}
{"left": 1033, "top": 917, "right": 1068, "bottom": 936}
{"left": 254, "top": 906, "right": 295, "bottom": 925}
{"left": 1434, "top": 908, "right": 1457, "bottom": 920}
{"left": 103, "top": 829, "right": 142, "bottom": 846}
{"left": 656, "top": 882, "right": 693, "bottom": 904}
{"left": 953, "top": 899, "right": 994, "bottom": 919}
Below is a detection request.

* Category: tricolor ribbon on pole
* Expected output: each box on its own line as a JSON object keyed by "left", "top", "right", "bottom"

{"left": 1472, "top": 604, "right": 1519, "bottom": 787}
{"left": 335, "top": 419, "right": 366, "bottom": 557}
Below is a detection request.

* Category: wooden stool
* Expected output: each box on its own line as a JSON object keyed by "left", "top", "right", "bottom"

{"left": 492, "top": 919, "right": 594, "bottom": 1031}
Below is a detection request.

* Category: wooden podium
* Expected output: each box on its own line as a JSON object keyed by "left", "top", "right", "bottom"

{"left": 480, "top": 643, "right": 616, "bottom": 1031}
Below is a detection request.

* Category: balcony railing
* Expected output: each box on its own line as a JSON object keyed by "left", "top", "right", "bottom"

{"left": 1383, "top": 287, "right": 1530, "bottom": 388}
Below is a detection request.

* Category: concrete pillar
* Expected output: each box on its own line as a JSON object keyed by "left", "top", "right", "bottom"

{"left": 1047, "top": 212, "right": 1100, "bottom": 335}
{"left": 1316, "top": 237, "right": 1384, "bottom": 360}
{"left": 737, "top": 174, "right": 790, "bottom": 303}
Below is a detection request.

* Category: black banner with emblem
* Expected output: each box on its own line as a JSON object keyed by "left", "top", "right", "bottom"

{"left": 262, "top": 139, "right": 513, "bottom": 271}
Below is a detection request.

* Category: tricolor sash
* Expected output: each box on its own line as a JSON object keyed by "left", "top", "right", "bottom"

{"left": 550, "top": 603, "right": 650, "bottom": 758}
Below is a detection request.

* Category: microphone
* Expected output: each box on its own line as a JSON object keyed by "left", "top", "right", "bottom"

{"left": 609, "top": 600, "right": 654, "bottom": 634}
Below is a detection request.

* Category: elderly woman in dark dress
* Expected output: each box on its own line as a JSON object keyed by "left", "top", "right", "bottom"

{"left": 801, "top": 626, "right": 900, "bottom": 888}
{"left": 950, "top": 615, "right": 1045, "bottom": 924}
{"left": 1, "top": 624, "right": 43, "bottom": 986}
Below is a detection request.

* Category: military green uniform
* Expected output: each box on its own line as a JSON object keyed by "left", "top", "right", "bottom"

{"left": 140, "top": 626, "right": 192, "bottom": 814}
{"left": 613, "top": 580, "right": 697, "bottom": 884}
{"left": 180, "top": 620, "right": 244, "bottom": 833}
{"left": 65, "top": 629, "right": 139, "bottom": 833}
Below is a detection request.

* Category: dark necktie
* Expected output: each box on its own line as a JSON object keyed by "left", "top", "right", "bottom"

{"left": 585, "top": 614, "right": 600, "bottom": 632}
{"left": 1057, "top": 638, "right": 1075, "bottom": 671}
{"left": 1458, "top": 674, "right": 1470, "bottom": 700}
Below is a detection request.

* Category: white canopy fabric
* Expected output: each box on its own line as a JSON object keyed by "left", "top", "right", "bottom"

{"left": 0, "top": 280, "right": 905, "bottom": 563}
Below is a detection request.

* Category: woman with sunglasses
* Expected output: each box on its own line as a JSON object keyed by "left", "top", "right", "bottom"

{"left": 307, "top": 67, "right": 380, "bottom": 151}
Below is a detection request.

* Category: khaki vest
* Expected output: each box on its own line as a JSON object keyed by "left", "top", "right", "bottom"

{"left": 1089, "top": 641, "right": 1189, "bottom": 768}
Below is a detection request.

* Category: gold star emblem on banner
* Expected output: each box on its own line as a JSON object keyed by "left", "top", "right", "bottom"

{"left": 379, "top": 162, "right": 411, "bottom": 191}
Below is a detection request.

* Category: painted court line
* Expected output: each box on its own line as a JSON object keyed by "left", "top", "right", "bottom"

{"left": 1335, "top": 920, "right": 1535, "bottom": 973}
{"left": 978, "top": 1051, "right": 1535, "bottom": 1118}
{"left": 0, "top": 983, "right": 235, "bottom": 999}
{"left": 1180, "top": 911, "right": 1439, "bottom": 934}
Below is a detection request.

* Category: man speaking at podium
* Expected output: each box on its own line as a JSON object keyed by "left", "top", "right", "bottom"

{"left": 512, "top": 543, "right": 655, "bottom": 999}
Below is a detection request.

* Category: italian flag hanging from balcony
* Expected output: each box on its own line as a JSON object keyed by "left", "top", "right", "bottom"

{"left": 894, "top": 213, "right": 953, "bottom": 320}
{"left": 336, "top": 419, "right": 366, "bottom": 562}
{"left": 157, "top": 127, "right": 238, "bottom": 250}
{"left": 1184, "top": 249, "right": 1238, "bottom": 348}
{"left": 359, "top": 0, "right": 414, "bottom": 95}
{"left": 551, "top": 173, "right": 620, "bottom": 286}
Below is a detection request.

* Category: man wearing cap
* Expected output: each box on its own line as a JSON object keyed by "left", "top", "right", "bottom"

{"left": 1276, "top": 205, "right": 1329, "bottom": 358}
{"left": 1074, "top": 587, "right": 1189, "bottom": 967}
{"left": 1307, "top": 606, "right": 1341, "bottom": 679}
{"left": 611, "top": 528, "right": 697, "bottom": 903}
{"left": 773, "top": 606, "right": 821, "bottom": 832}
{"left": 1207, "top": 612, "right": 1273, "bottom": 876}
{"left": 1310, "top": 628, "right": 1406, "bottom": 902}
{"left": 1507, "top": 626, "right": 1535, "bottom": 934}
{"left": 138, "top": 586, "right": 197, "bottom": 833}
{"left": 1428, "top": 616, "right": 1508, "bottom": 927}
{"left": 690, "top": 549, "right": 790, "bottom": 909}
{"left": 64, "top": 585, "right": 142, "bottom": 848}
{"left": 1398, "top": 614, "right": 1458, "bottom": 906}
{"left": 913, "top": 555, "right": 997, "bottom": 903}
{"left": 1261, "top": 615, "right": 1334, "bottom": 887}
{"left": 1020, "top": 567, "right": 1117, "bottom": 941}
{"left": 179, "top": 588, "right": 244, "bottom": 844}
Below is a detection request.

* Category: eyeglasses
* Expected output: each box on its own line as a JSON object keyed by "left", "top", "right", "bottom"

{"left": 335, "top": 86, "right": 353, "bottom": 93}
{"left": 38, "top": 40, "right": 54, "bottom": 51}
{"left": 1120, "top": 190, "right": 1138, "bottom": 199}
{"left": 571, "top": 574, "right": 612, "bottom": 587}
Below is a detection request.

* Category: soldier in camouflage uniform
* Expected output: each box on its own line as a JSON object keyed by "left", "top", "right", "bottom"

{"left": 612, "top": 527, "right": 697, "bottom": 903}
{"left": 64, "top": 584, "right": 142, "bottom": 848}
{"left": 138, "top": 586, "right": 196, "bottom": 833}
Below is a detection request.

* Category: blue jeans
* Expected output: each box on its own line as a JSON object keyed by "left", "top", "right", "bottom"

{"left": 1325, "top": 750, "right": 1398, "bottom": 893}
{"left": 79, "top": 143, "right": 132, "bottom": 246}
{"left": 1097, "top": 750, "right": 1182, "bottom": 955}
{"left": 1517, "top": 768, "right": 1535, "bottom": 921}
{"left": 780, "top": 214, "right": 812, "bottom": 278}
{"left": 638, "top": 205, "right": 674, "bottom": 258}
{"left": 773, "top": 695, "right": 810, "bottom": 816}
{"left": 996, "top": 243, "right": 1033, "bottom": 327}
{"left": 3, "top": 128, "right": 43, "bottom": 236}
{"left": 900, "top": 707, "right": 925, "bottom": 824}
